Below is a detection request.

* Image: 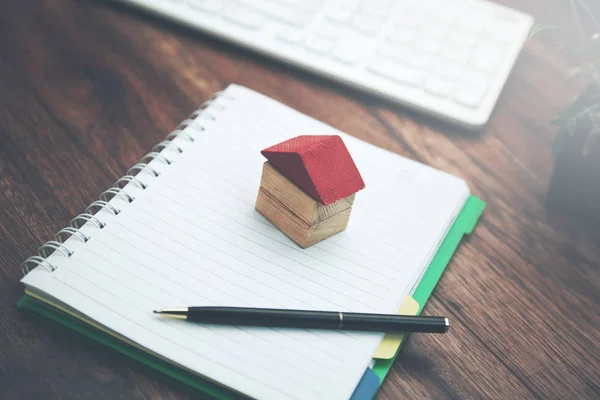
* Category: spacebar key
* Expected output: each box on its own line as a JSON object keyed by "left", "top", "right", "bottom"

{"left": 368, "top": 60, "right": 424, "bottom": 87}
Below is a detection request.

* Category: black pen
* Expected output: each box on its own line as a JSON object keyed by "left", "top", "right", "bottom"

{"left": 153, "top": 306, "right": 449, "bottom": 334}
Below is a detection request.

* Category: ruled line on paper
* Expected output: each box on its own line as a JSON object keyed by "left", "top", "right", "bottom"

{"left": 94, "top": 224, "right": 360, "bottom": 346}
{"left": 107, "top": 214, "right": 370, "bottom": 315}
{"left": 153, "top": 179, "right": 404, "bottom": 273}
{"left": 162, "top": 168, "right": 416, "bottom": 264}
{"left": 92, "top": 230, "right": 287, "bottom": 307}
{"left": 176, "top": 158, "right": 431, "bottom": 236}
{"left": 169, "top": 161, "right": 429, "bottom": 250}
{"left": 82, "top": 239, "right": 349, "bottom": 362}
{"left": 51, "top": 273, "right": 315, "bottom": 400}
{"left": 113, "top": 211, "right": 376, "bottom": 311}
{"left": 181, "top": 138, "right": 429, "bottom": 206}
{"left": 138, "top": 192, "right": 392, "bottom": 293}
{"left": 101, "top": 221, "right": 340, "bottom": 310}
{"left": 147, "top": 130, "right": 442, "bottom": 263}
{"left": 206, "top": 112, "right": 466, "bottom": 199}
{"left": 181, "top": 127, "right": 446, "bottom": 211}
{"left": 67, "top": 255, "right": 331, "bottom": 382}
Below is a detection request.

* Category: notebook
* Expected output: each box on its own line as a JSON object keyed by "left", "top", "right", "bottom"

{"left": 19, "top": 84, "right": 476, "bottom": 400}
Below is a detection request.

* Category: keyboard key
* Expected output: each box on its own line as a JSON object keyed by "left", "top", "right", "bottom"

{"left": 434, "top": 61, "right": 462, "bottom": 80}
{"left": 427, "top": 7, "right": 458, "bottom": 24}
{"left": 186, "top": 0, "right": 223, "bottom": 13}
{"left": 280, "top": 0, "right": 323, "bottom": 11}
{"left": 471, "top": 57, "right": 499, "bottom": 75}
{"left": 276, "top": 27, "right": 304, "bottom": 44}
{"left": 454, "top": 81, "right": 488, "bottom": 107}
{"left": 467, "top": 0, "right": 494, "bottom": 17}
{"left": 394, "top": 7, "right": 426, "bottom": 28}
{"left": 361, "top": 0, "right": 392, "bottom": 18}
{"left": 408, "top": 51, "right": 434, "bottom": 69}
{"left": 458, "top": 71, "right": 489, "bottom": 105}
{"left": 394, "top": 0, "right": 419, "bottom": 13}
{"left": 368, "top": 60, "right": 424, "bottom": 86}
{"left": 461, "top": 71, "right": 489, "bottom": 91}
{"left": 425, "top": 77, "right": 454, "bottom": 98}
{"left": 378, "top": 42, "right": 411, "bottom": 59}
{"left": 414, "top": 37, "right": 440, "bottom": 53}
{"left": 459, "top": 16, "right": 484, "bottom": 33}
{"left": 313, "top": 22, "right": 341, "bottom": 40}
{"left": 387, "top": 27, "right": 415, "bottom": 44}
{"left": 325, "top": 3, "right": 355, "bottom": 23}
{"left": 255, "top": 2, "right": 314, "bottom": 27}
{"left": 224, "top": 5, "right": 265, "bottom": 29}
{"left": 335, "top": 31, "right": 370, "bottom": 61}
{"left": 304, "top": 35, "right": 332, "bottom": 54}
{"left": 422, "top": 23, "right": 451, "bottom": 39}
{"left": 336, "top": 0, "right": 360, "bottom": 11}
{"left": 326, "top": 0, "right": 359, "bottom": 21}
{"left": 442, "top": 45, "right": 472, "bottom": 64}
{"left": 332, "top": 43, "right": 363, "bottom": 64}
{"left": 353, "top": 14, "right": 384, "bottom": 35}
{"left": 471, "top": 49, "right": 502, "bottom": 74}
{"left": 449, "top": 32, "right": 479, "bottom": 48}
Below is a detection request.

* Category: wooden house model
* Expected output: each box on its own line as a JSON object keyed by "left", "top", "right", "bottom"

{"left": 255, "top": 135, "right": 365, "bottom": 248}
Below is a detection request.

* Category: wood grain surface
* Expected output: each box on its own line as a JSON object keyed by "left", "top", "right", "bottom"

{"left": 1, "top": 0, "right": 599, "bottom": 399}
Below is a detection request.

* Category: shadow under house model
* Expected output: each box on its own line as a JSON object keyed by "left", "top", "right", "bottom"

{"left": 256, "top": 135, "right": 366, "bottom": 248}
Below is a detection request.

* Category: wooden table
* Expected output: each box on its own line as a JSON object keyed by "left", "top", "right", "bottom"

{"left": 1, "top": 1, "right": 598, "bottom": 399}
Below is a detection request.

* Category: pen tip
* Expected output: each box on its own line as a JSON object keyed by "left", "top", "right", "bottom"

{"left": 153, "top": 310, "right": 161, "bottom": 314}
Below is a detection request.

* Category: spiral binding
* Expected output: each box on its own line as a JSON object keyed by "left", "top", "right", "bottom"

{"left": 20, "top": 92, "right": 230, "bottom": 276}
{"left": 128, "top": 163, "right": 159, "bottom": 178}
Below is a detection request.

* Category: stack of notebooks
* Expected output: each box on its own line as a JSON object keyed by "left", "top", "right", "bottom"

{"left": 18, "top": 85, "right": 485, "bottom": 400}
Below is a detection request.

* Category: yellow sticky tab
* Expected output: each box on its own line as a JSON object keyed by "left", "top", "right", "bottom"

{"left": 373, "top": 296, "right": 420, "bottom": 359}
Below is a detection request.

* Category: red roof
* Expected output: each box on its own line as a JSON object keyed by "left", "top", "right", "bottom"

{"left": 261, "top": 135, "right": 365, "bottom": 205}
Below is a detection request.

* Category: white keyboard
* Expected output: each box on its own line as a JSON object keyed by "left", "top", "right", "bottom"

{"left": 115, "top": 0, "right": 534, "bottom": 128}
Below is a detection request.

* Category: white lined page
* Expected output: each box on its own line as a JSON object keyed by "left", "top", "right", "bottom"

{"left": 22, "top": 84, "right": 470, "bottom": 400}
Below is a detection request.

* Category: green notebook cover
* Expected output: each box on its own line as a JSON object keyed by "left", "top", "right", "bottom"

{"left": 372, "top": 195, "right": 485, "bottom": 383}
{"left": 17, "top": 195, "right": 485, "bottom": 400}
